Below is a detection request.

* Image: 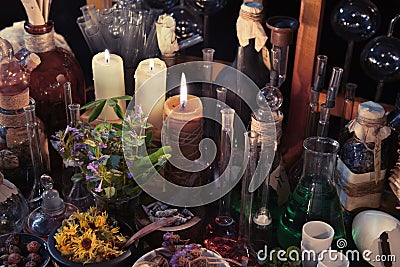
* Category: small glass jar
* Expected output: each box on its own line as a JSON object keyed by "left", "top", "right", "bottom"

{"left": 336, "top": 101, "right": 391, "bottom": 211}
{"left": 0, "top": 172, "right": 30, "bottom": 234}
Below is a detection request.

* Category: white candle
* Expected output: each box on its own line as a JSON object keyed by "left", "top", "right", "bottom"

{"left": 92, "top": 50, "right": 126, "bottom": 121}
{"left": 134, "top": 58, "right": 167, "bottom": 140}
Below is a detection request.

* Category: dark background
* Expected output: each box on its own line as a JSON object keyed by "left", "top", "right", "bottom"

{"left": 1, "top": 0, "right": 399, "bottom": 105}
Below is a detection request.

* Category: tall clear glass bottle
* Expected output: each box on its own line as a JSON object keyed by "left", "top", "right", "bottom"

{"left": 63, "top": 103, "right": 94, "bottom": 212}
{"left": 204, "top": 108, "right": 237, "bottom": 258}
{"left": 24, "top": 104, "right": 48, "bottom": 210}
{"left": 277, "top": 137, "right": 346, "bottom": 249}
{"left": 229, "top": 131, "right": 260, "bottom": 267}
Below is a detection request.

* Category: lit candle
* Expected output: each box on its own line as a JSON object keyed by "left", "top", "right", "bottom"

{"left": 163, "top": 73, "right": 203, "bottom": 186}
{"left": 92, "top": 49, "right": 126, "bottom": 121}
{"left": 135, "top": 58, "right": 167, "bottom": 141}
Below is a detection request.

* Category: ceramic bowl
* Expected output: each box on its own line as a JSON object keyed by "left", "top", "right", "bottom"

{"left": 47, "top": 219, "right": 137, "bottom": 267}
{"left": 352, "top": 210, "right": 400, "bottom": 267}
{"left": 0, "top": 233, "right": 50, "bottom": 267}
{"left": 133, "top": 247, "right": 229, "bottom": 267}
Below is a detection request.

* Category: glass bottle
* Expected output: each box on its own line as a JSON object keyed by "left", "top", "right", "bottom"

{"left": 24, "top": 21, "right": 86, "bottom": 136}
{"left": 0, "top": 39, "right": 49, "bottom": 202}
{"left": 250, "top": 85, "right": 288, "bottom": 250}
{"left": 25, "top": 174, "right": 78, "bottom": 238}
{"left": 218, "top": 2, "right": 269, "bottom": 127}
{"left": 337, "top": 101, "right": 391, "bottom": 211}
{"left": 24, "top": 104, "right": 48, "bottom": 210}
{"left": 0, "top": 172, "right": 30, "bottom": 234}
{"left": 229, "top": 131, "right": 260, "bottom": 267}
{"left": 61, "top": 103, "right": 94, "bottom": 212}
{"left": 277, "top": 137, "right": 346, "bottom": 249}
{"left": 204, "top": 108, "right": 237, "bottom": 258}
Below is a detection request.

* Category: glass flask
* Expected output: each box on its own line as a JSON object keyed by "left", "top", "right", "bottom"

{"left": 24, "top": 21, "right": 85, "bottom": 136}
{"left": 229, "top": 131, "right": 260, "bottom": 267}
{"left": 0, "top": 172, "right": 30, "bottom": 234}
{"left": 25, "top": 174, "right": 78, "bottom": 238}
{"left": 204, "top": 108, "right": 237, "bottom": 258}
{"left": 277, "top": 137, "right": 346, "bottom": 249}
{"left": 250, "top": 85, "right": 288, "bottom": 250}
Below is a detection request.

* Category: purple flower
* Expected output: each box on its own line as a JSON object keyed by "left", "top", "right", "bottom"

{"left": 87, "top": 162, "right": 99, "bottom": 173}
{"left": 87, "top": 151, "right": 95, "bottom": 161}
{"left": 127, "top": 171, "right": 133, "bottom": 179}
{"left": 99, "top": 142, "right": 107, "bottom": 149}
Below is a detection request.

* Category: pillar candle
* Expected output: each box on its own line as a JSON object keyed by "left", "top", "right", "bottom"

{"left": 92, "top": 50, "right": 126, "bottom": 121}
{"left": 135, "top": 58, "right": 167, "bottom": 140}
{"left": 163, "top": 77, "right": 203, "bottom": 186}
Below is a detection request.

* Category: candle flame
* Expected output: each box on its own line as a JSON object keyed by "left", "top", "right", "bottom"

{"left": 180, "top": 73, "right": 187, "bottom": 108}
{"left": 105, "top": 49, "right": 110, "bottom": 63}
{"left": 149, "top": 59, "right": 154, "bottom": 71}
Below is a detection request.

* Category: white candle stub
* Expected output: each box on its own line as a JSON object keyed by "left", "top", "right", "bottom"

{"left": 180, "top": 73, "right": 187, "bottom": 108}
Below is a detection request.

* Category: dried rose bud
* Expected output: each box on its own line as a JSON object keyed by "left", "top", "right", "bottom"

{"left": 7, "top": 253, "right": 21, "bottom": 264}
{"left": 25, "top": 261, "right": 37, "bottom": 267}
{"left": 26, "top": 241, "right": 41, "bottom": 253}
{"left": 8, "top": 245, "right": 20, "bottom": 254}
{"left": 27, "top": 253, "right": 41, "bottom": 263}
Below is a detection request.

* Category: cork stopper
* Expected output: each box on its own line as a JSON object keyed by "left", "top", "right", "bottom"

{"left": 25, "top": 53, "right": 41, "bottom": 71}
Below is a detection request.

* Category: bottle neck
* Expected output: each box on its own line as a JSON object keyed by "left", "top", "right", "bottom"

{"left": 302, "top": 137, "right": 339, "bottom": 185}
{"left": 24, "top": 22, "right": 55, "bottom": 53}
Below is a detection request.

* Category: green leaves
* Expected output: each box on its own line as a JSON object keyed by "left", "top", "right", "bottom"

{"left": 81, "top": 95, "right": 133, "bottom": 123}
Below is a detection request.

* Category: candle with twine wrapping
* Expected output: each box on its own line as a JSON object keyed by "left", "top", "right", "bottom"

{"left": 162, "top": 74, "right": 203, "bottom": 186}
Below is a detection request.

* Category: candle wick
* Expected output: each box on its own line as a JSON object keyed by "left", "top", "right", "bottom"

{"left": 181, "top": 101, "right": 186, "bottom": 109}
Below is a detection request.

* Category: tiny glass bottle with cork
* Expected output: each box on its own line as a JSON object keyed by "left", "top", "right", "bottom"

{"left": 336, "top": 101, "right": 391, "bottom": 211}
{"left": 204, "top": 108, "right": 238, "bottom": 258}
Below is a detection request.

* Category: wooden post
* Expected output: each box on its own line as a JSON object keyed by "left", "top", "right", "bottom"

{"left": 282, "top": 0, "right": 326, "bottom": 166}
{"left": 86, "top": 0, "right": 112, "bottom": 9}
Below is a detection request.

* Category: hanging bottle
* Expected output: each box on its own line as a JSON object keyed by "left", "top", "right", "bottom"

{"left": 0, "top": 38, "right": 49, "bottom": 201}
{"left": 62, "top": 103, "right": 94, "bottom": 212}
{"left": 204, "top": 108, "right": 237, "bottom": 258}
{"left": 278, "top": 137, "right": 346, "bottom": 249}
{"left": 336, "top": 101, "right": 391, "bottom": 211}
{"left": 229, "top": 131, "right": 260, "bottom": 267}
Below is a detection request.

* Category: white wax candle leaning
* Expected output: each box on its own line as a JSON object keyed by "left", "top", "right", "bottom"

{"left": 134, "top": 58, "right": 167, "bottom": 140}
{"left": 92, "top": 50, "right": 126, "bottom": 121}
